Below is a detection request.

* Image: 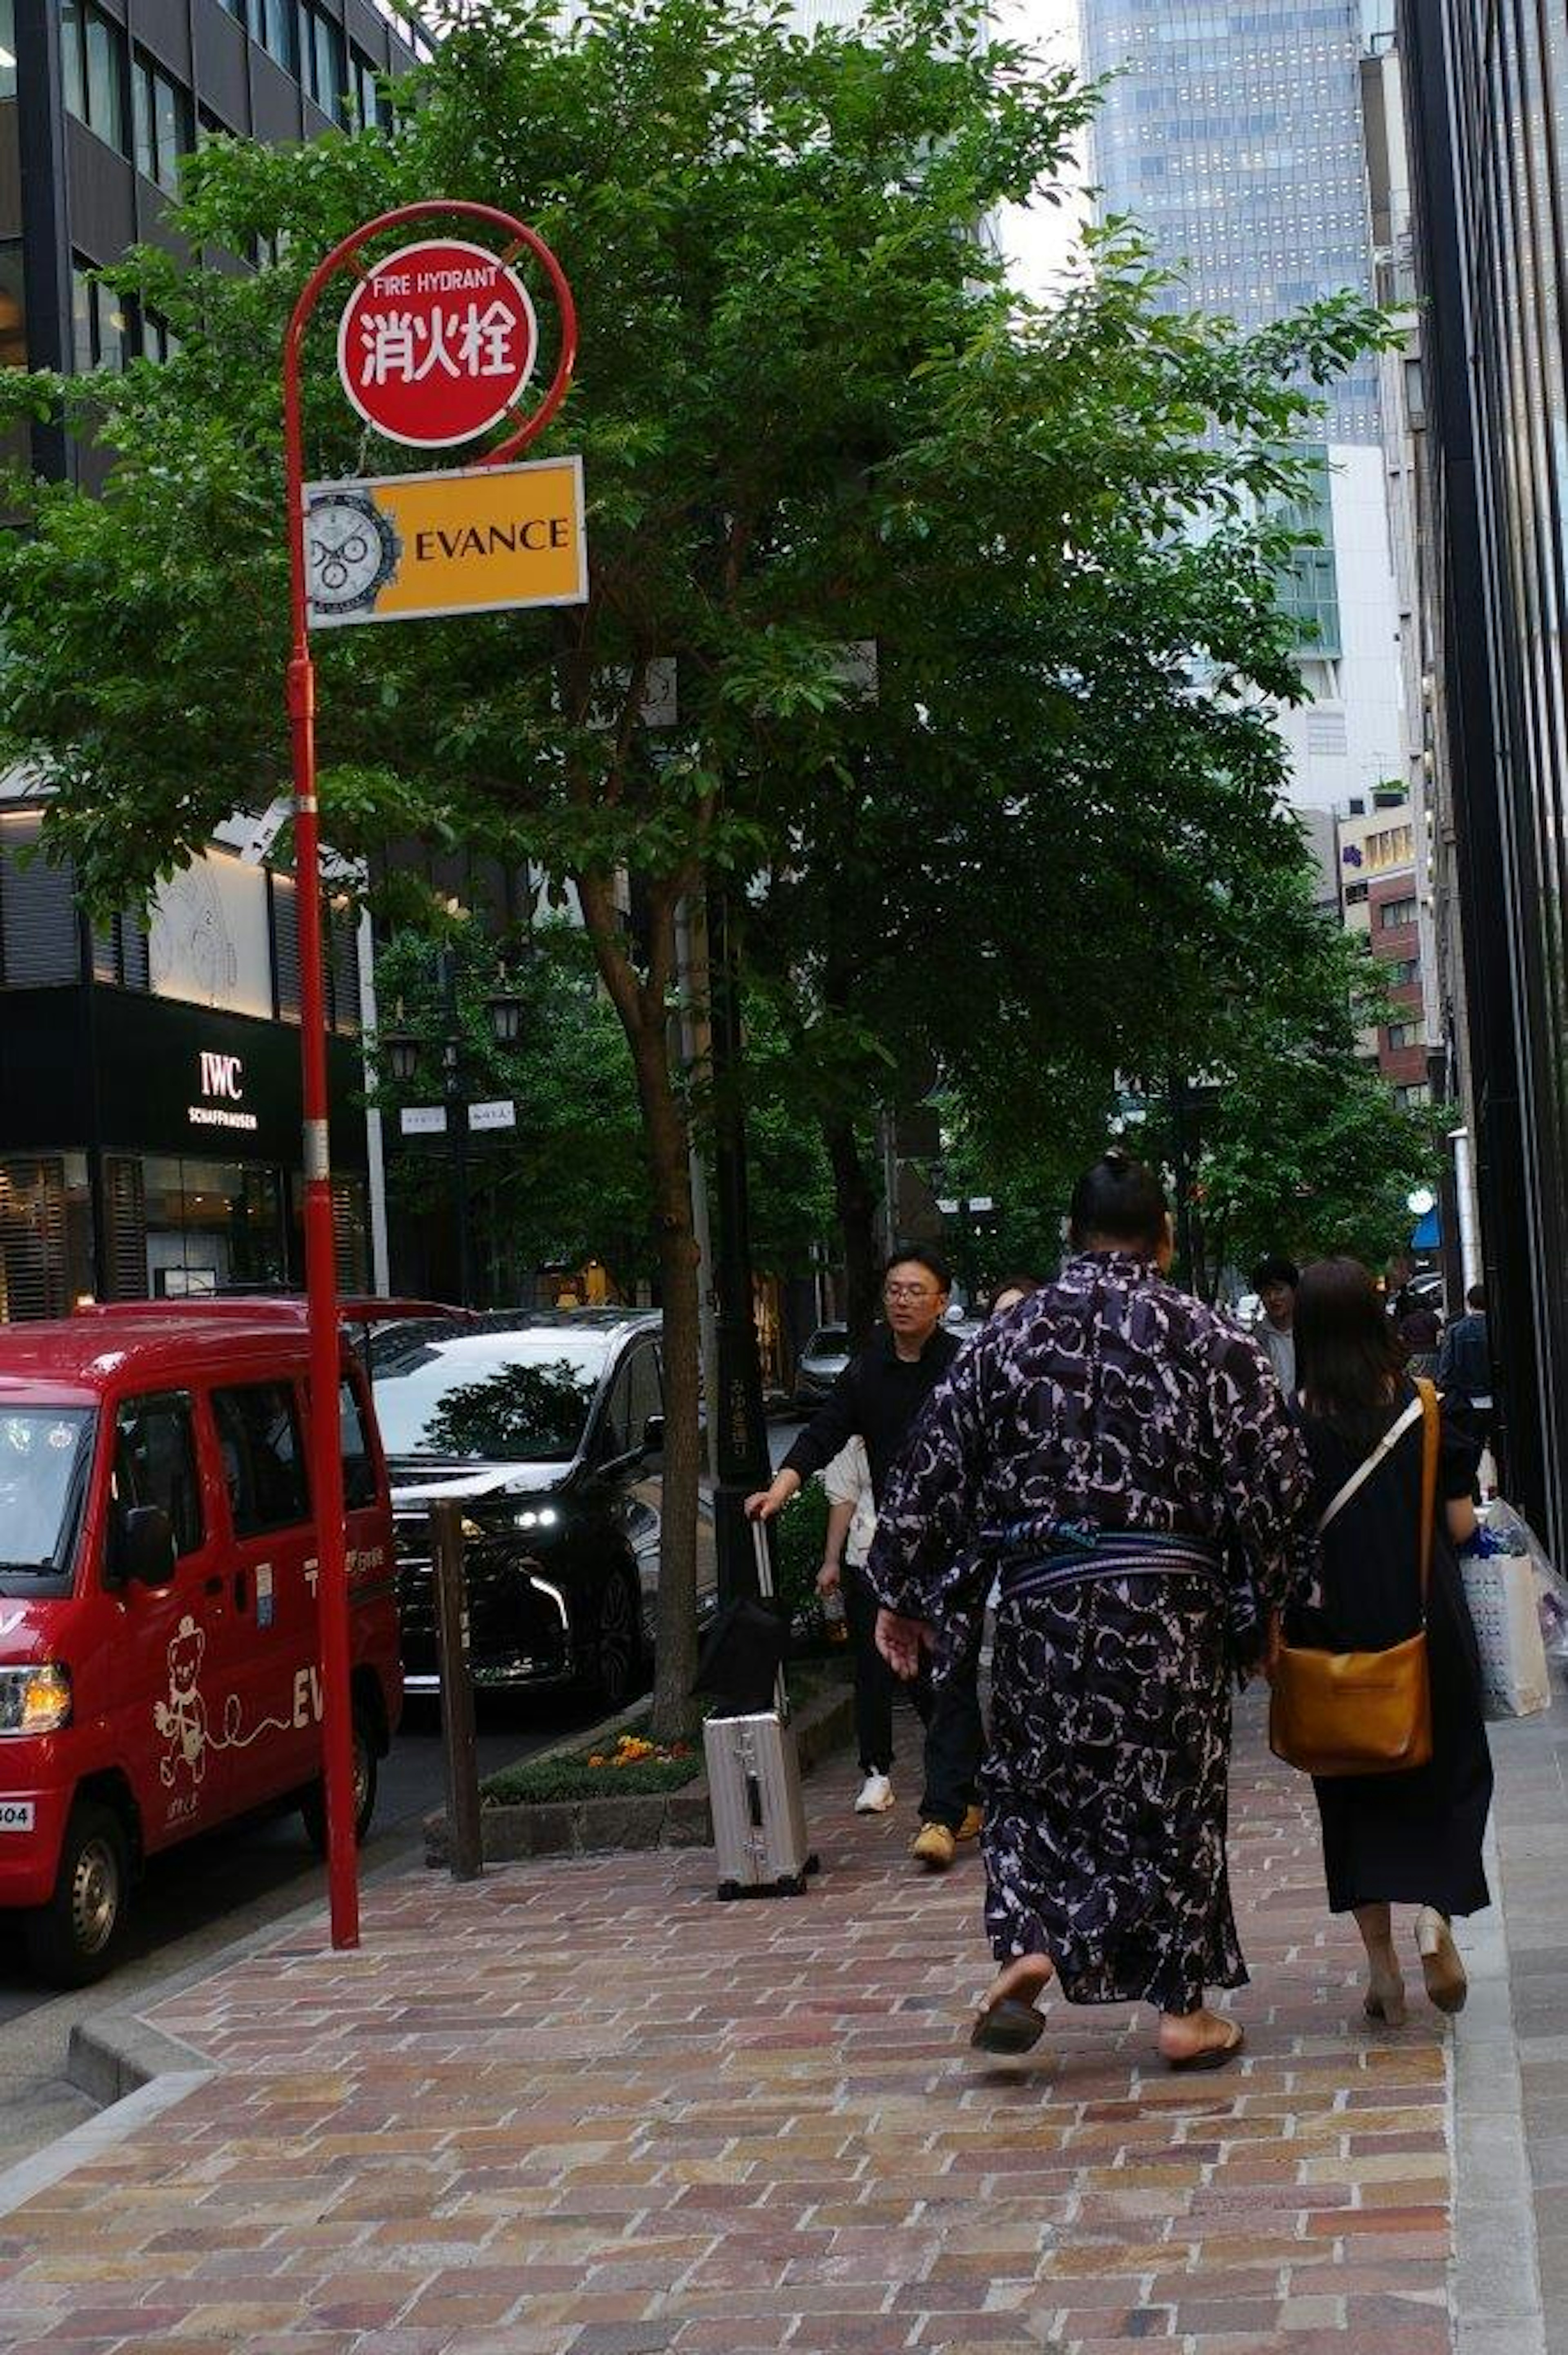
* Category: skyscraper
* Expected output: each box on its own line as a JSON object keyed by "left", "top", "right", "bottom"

{"left": 1080, "top": 1, "right": 1381, "bottom": 444}
{"left": 1076, "top": 0, "right": 1408, "bottom": 852}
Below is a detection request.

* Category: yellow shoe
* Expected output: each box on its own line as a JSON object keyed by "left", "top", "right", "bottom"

{"left": 956, "top": 1804, "right": 983, "bottom": 1842}
{"left": 910, "top": 1821, "right": 956, "bottom": 1871}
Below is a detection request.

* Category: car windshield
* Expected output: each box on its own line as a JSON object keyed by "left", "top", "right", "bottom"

{"left": 369, "top": 1326, "right": 609, "bottom": 1463}
{"left": 0, "top": 1407, "right": 95, "bottom": 1583}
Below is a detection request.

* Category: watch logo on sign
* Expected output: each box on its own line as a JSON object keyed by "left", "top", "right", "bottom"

{"left": 189, "top": 1049, "right": 258, "bottom": 1134}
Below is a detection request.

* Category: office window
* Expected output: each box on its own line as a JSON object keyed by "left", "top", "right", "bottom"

{"left": 0, "top": 0, "right": 15, "bottom": 100}
{"left": 300, "top": 0, "right": 346, "bottom": 121}
{"left": 1379, "top": 895, "right": 1419, "bottom": 930}
{"left": 0, "top": 242, "right": 24, "bottom": 371}
{"left": 256, "top": 0, "right": 296, "bottom": 74}
{"left": 350, "top": 45, "right": 388, "bottom": 129}
{"left": 132, "top": 51, "right": 193, "bottom": 194}
{"left": 141, "top": 308, "right": 180, "bottom": 362}
{"left": 215, "top": 0, "right": 248, "bottom": 29}
{"left": 62, "top": 0, "right": 127, "bottom": 152}
{"left": 71, "top": 261, "right": 127, "bottom": 374}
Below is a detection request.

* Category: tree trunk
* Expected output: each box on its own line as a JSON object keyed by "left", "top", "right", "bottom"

{"left": 824, "top": 1114, "right": 881, "bottom": 1347}
{"left": 575, "top": 866, "right": 703, "bottom": 1745}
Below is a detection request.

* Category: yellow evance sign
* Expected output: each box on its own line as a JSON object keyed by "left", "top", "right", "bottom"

{"left": 304, "top": 455, "right": 587, "bottom": 629}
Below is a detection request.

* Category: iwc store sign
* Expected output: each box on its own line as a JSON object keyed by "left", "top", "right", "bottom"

{"left": 189, "top": 1051, "right": 258, "bottom": 1135}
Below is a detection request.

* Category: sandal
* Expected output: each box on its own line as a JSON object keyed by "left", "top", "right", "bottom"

{"left": 1364, "top": 1969, "right": 1408, "bottom": 2027}
{"left": 1164, "top": 2022, "right": 1245, "bottom": 2073}
{"left": 1417, "top": 1908, "right": 1468, "bottom": 2015}
{"left": 969, "top": 1996, "right": 1048, "bottom": 2055}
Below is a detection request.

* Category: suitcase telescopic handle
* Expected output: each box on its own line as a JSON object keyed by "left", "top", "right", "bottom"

{"left": 753, "top": 1516, "right": 789, "bottom": 1720}
{"left": 753, "top": 1514, "right": 775, "bottom": 1601}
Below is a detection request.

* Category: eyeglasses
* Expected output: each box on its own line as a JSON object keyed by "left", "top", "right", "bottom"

{"left": 884, "top": 1282, "right": 939, "bottom": 1301}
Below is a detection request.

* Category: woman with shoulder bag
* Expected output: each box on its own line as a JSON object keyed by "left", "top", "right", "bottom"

{"left": 1286, "top": 1258, "right": 1493, "bottom": 2024}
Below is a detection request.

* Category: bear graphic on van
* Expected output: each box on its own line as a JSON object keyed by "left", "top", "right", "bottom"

{"left": 154, "top": 1615, "right": 210, "bottom": 1787}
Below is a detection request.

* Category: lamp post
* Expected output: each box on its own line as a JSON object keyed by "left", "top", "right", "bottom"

{"left": 382, "top": 946, "right": 529, "bottom": 1309}
{"left": 935, "top": 1195, "right": 999, "bottom": 1313}
{"left": 706, "top": 885, "right": 774, "bottom": 1608}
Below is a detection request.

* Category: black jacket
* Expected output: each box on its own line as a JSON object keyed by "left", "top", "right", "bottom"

{"left": 782, "top": 1322, "right": 963, "bottom": 1502}
{"left": 1437, "top": 1312, "right": 1492, "bottom": 1402}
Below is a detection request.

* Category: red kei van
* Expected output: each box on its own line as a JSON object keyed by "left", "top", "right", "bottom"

{"left": 0, "top": 1304, "right": 402, "bottom": 1984}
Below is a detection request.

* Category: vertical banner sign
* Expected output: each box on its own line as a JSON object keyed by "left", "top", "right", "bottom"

{"left": 282, "top": 200, "right": 580, "bottom": 1954}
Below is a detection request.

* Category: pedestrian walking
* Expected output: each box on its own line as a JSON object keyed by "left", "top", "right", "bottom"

{"left": 1437, "top": 1283, "right": 1494, "bottom": 1484}
{"left": 1251, "top": 1254, "right": 1300, "bottom": 1392}
{"left": 817, "top": 1435, "right": 901, "bottom": 1814}
{"left": 869, "top": 1154, "right": 1311, "bottom": 2070}
{"left": 1288, "top": 1256, "right": 1492, "bottom": 2023}
{"left": 746, "top": 1247, "right": 984, "bottom": 1866}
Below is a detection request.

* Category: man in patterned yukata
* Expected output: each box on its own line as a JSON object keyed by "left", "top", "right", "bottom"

{"left": 869, "top": 1154, "right": 1312, "bottom": 2071}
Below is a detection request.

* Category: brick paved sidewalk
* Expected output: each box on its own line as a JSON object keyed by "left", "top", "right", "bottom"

{"left": 0, "top": 1693, "right": 1460, "bottom": 2355}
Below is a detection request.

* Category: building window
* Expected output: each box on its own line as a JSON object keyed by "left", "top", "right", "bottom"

{"left": 141, "top": 309, "right": 181, "bottom": 363}
{"left": 300, "top": 0, "right": 347, "bottom": 121}
{"left": 1385, "top": 1021, "right": 1420, "bottom": 1052}
{"left": 61, "top": 0, "right": 127, "bottom": 153}
{"left": 1393, "top": 1082, "right": 1430, "bottom": 1109}
{"left": 1343, "top": 879, "right": 1369, "bottom": 905}
{"left": 0, "top": 813, "right": 82, "bottom": 985}
{"left": 70, "top": 261, "right": 127, "bottom": 373}
{"left": 256, "top": 0, "right": 297, "bottom": 76}
{"left": 1379, "top": 895, "right": 1419, "bottom": 930}
{"left": 350, "top": 46, "right": 388, "bottom": 129}
{"left": 215, "top": 0, "right": 248, "bottom": 30}
{"left": 0, "top": 241, "right": 24, "bottom": 371}
{"left": 0, "top": 0, "right": 15, "bottom": 100}
{"left": 132, "top": 50, "right": 194, "bottom": 195}
{"left": 1385, "top": 957, "right": 1419, "bottom": 987}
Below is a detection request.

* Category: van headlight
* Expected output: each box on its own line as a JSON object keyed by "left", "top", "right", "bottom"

{"left": 515, "top": 1505, "right": 560, "bottom": 1531}
{"left": 0, "top": 1665, "right": 72, "bottom": 1736}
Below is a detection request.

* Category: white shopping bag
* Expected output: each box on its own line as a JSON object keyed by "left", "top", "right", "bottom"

{"left": 1462, "top": 1539, "right": 1551, "bottom": 1719}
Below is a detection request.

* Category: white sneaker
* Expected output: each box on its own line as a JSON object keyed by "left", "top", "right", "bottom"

{"left": 855, "top": 1772, "right": 895, "bottom": 1814}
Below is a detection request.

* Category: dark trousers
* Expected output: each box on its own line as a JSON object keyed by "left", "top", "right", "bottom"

{"left": 843, "top": 1564, "right": 984, "bottom": 1827}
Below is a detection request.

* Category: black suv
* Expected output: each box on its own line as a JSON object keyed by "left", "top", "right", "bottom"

{"left": 373, "top": 1310, "right": 712, "bottom": 1711}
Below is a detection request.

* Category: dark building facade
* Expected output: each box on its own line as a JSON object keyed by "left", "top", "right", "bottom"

{"left": 0, "top": 0, "right": 417, "bottom": 1317}
{"left": 3, "top": 0, "right": 416, "bottom": 479}
{"left": 1398, "top": 1, "right": 1568, "bottom": 1554}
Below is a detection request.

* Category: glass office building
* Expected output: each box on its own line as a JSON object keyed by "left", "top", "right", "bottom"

{"left": 1398, "top": 1, "right": 1568, "bottom": 1560}
{"left": 1080, "top": 2, "right": 1381, "bottom": 444}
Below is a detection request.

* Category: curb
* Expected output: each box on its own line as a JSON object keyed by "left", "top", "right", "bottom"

{"left": 58, "top": 1826, "right": 424, "bottom": 2114}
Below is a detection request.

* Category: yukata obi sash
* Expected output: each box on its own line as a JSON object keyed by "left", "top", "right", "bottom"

{"left": 989, "top": 1523, "right": 1225, "bottom": 1609}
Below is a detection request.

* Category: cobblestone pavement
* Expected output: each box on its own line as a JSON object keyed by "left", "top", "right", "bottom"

{"left": 0, "top": 1694, "right": 1464, "bottom": 2354}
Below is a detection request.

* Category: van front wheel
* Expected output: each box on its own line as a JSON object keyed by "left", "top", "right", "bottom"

{"left": 300, "top": 1708, "right": 377, "bottom": 1856}
{"left": 24, "top": 1802, "right": 129, "bottom": 1987}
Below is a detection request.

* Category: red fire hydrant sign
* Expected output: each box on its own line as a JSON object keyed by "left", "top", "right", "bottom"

{"left": 337, "top": 236, "right": 539, "bottom": 448}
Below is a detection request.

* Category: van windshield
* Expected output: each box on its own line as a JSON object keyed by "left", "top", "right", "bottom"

{"left": 0, "top": 1407, "right": 96, "bottom": 1594}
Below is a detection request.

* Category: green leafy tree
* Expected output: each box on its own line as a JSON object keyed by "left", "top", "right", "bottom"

{"left": 0, "top": 0, "right": 1387, "bottom": 1732}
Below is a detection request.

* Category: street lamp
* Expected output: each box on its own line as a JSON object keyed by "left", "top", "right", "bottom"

{"left": 379, "top": 947, "right": 532, "bottom": 1307}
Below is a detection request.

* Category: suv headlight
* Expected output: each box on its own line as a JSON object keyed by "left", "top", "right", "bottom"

{"left": 0, "top": 1664, "right": 72, "bottom": 1736}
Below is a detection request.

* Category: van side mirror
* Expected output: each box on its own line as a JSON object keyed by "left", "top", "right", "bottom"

{"left": 641, "top": 1414, "right": 665, "bottom": 1457}
{"left": 117, "top": 1505, "right": 177, "bottom": 1588}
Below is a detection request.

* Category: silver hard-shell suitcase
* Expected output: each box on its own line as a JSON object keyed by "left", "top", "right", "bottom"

{"left": 703, "top": 1521, "right": 817, "bottom": 1899}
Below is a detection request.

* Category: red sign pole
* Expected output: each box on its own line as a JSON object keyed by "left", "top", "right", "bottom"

{"left": 281, "top": 202, "right": 577, "bottom": 1949}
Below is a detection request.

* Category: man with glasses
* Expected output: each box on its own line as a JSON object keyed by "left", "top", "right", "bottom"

{"left": 746, "top": 1247, "right": 983, "bottom": 1867}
